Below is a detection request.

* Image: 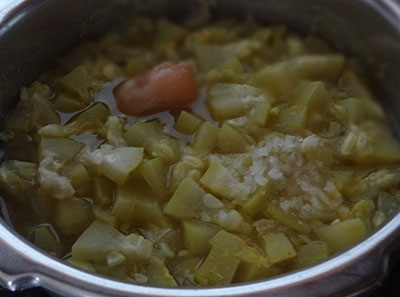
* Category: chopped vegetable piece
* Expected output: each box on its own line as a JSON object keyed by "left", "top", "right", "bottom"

{"left": 174, "top": 111, "right": 202, "bottom": 135}
{"left": 275, "top": 105, "right": 308, "bottom": 133}
{"left": 39, "top": 137, "right": 84, "bottom": 162}
{"left": 115, "top": 62, "right": 197, "bottom": 116}
{"left": 216, "top": 123, "right": 249, "bottom": 153}
{"left": 262, "top": 232, "right": 297, "bottom": 265}
{"left": 315, "top": 218, "right": 366, "bottom": 252}
{"left": 234, "top": 261, "right": 283, "bottom": 283}
{"left": 79, "top": 145, "right": 143, "bottom": 185}
{"left": 264, "top": 203, "right": 311, "bottom": 234}
{"left": 139, "top": 157, "right": 167, "bottom": 200}
{"left": 182, "top": 220, "right": 219, "bottom": 256}
{"left": 4, "top": 85, "right": 60, "bottom": 134}
{"left": 242, "top": 181, "right": 271, "bottom": 216}
{"left": 337, "top": 98, "right": 384, "bottom": 124}
{"left": 200, "top": 161, "right": 250, "bottom": 201}
{"left": 251, "top": 62, "right": 299, "bottom": 99}
{"left": 53, "top": 197, "right": 93, "bottom": 236}
{"left": 39, "top": 103, "right": 110, "bottom": 137}
{"left": 72, "top": 221, "right": 153, "bottom": 263}
{"left": 209, "top": 230, "right": 269, "bottom": 266}
{"left": 93, "top": 176, "right": 114, "bottom": 206}
{"left": 124, "top": 121, "right": 180, "bottom": 163}
{"left": 145, "top": 257, "right": 179, "bottom": 287}
{"left": 60, "top": 161, "right": 92, "bottom": 197}
{"left": 0, "top": 160, "right": 37, "bottom": 202}
{"left": 165, "top": 177, "right": 206, "bottom": 219}
{"left": 209, "top": 83, "right": 268, "bottom": 120}
{"left": 295, "top": 241, "right": 329, "bottom": 268}
{"left": 33, "top": 225, "right": 60, "bottom": 257}
{"left": 291, "top": 54, "right": 345, "bottom": 80}
{"left": 56, "top": 66, "right": 92, "bottom": 102}
{"left": 191, "top": 121, "right": 219, "bottom": 155}
{"left": 195, "top": 246, "right": 241, "bottom": 286}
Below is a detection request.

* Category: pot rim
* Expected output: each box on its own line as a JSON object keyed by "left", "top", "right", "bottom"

{"left": 0, "top": 212, "right": 399, "bottom": 297}
{"left": 0, "top": 0, "right": 400, "bottom": 296}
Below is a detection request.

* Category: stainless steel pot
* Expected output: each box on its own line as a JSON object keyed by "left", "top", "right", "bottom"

{"left": 0, "top": 0, "right": 400, "bottom": 296}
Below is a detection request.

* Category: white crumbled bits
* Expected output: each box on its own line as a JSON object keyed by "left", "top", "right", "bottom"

{"left": 107, "top": 251, "right": 127, "bottom": 267}
{"left": 216, "top": 209, "right": 243, "bottom": 230}
{"left": 372, "top": 211, "right": 386, "bottom": 228}
{"left": 301, "top": 134, "right": 320, "bottom": 151}
{"left": 227, "top": 117, "right": 248, "bottom": 127}
{"left": 178, "top": 250, "right": 189, "bottom": 257}
{"left": 133, "top": 273, "right": 148, "bottom": 284}
{"left": 38, "top": 156, "right": 75, "bottom": 200}
{"left": 340, "top": 125, "right": 372, "bottom": 156}
{"left": 207, "top": 132, "right": 342, "bottom": 220}
{"left": 340, "top": 130, "right": 357, "bottom": 155}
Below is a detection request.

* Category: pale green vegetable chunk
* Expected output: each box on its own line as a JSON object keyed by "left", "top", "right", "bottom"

{"left": 60, "top": 161, "right": 92, "bottom": 197}
{"left": 234, "top": 261, "right": 283, "bottom": 283}
{"left": 165, "top": 177, "right": 206, "bottom": 219}
{"left": 209, "top": 83, "right": 268, "bottom": 120}
{"left": 337, "top": 97, "right": 384, "bottom": 124}
{"left": 296, "top": 81, "right": 332, "bottom": 111}
{"left": 315, "top": 218, "right": 366, "bottom": 252}
{"left": 264, "top": 203, "right": 311, "bottom": 234}
{"left": 340, "top": 70, "right": 373, "bottom": 101}
{"left": 242, "top": 182, "right": 271, "bottom": 216}
{"left": 39, "top": 137, "right": 84, "bottom": 162}
{"left": 295, "top": 241, "right": 329, "bottom": 268}
{"left": 200, "top": 161, "right": 250, "bottom": 201}
{"left": 191, "top": 121, "right": 219, "bottom": 155}
{"left": 53, "top": 197, "right": 93, "bottom": 236}
{"left": 93, "top": 205, "right": 116, "bottom": 225}
{"left": 216, "top": 123, "right": 249, "bottom": 153}
{"left": 113, "top": 178, "right": 170, "bottom": 227}
{"left": 93, "top": 176, "right": 114, "bottom": 206}
{"left": 66, "top": 258, "right": 95, "bottom": 272}
{"left": 0, "top": 160, "right": 37, "bottom": 202}
{"left": 194, "top": 43, "right": 244, "bottom": 83}
{"left": 39, "top": 103, "right": 110, "bottom": 137}
{"left": 182, "top": 220, "right": 219, "bottom": 256}
{"left": 72, "top": 221, "right": 153, "bottom": 264}
{"left": 174, "top": 111, "right": 202, "bottom": 135}
{"left": 275, "top": 105, "right": 308, "bottom": 133}
{"left": 139, "top": 157, "right": 167, "bottom": 200}
{"left": 112, "top": 183, "right": 136, "bottom": 223}
{"left": 195, "top": 246, "right": 241, "bottom": 286}
{"left": 291, "top": 54, "right": 345, "bottom": 80}
{"left": 33, "top": 225, "right": 60, "bottom": 257}
{"left": 145, "top": 257, "right": 178, "bottom": 287}
{"left": 248, "top": 101, "right": 271, "bottom": 126}
{"left": 54, "top": 66, "right": 93, "bottom": 112}
{"left": 262, "top": 232, "right": 297, "bottom": 265}
{"left": 4, "top": 84, "right": 60, "bottom": 134}
{"left": 209, "top": 230, "right": 269, "bottom": 266}
{"left": 79, "top": 145, "right": 143, "bottom": 185}
{"left": 53, "top": 93, "right": 87, "bottom": 113}
{"left": 124, "top": 121, "right": 180, "bottom": 164}
{"left": 251, "top": 62, "right": 299, "bottom": 99}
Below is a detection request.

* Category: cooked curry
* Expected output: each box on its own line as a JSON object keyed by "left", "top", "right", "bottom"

{"left": 0, "top": 18, "right": 399, "bottom": 287}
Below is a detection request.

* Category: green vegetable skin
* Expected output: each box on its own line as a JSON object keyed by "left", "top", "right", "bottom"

{"left": 1, "top": 17, "right": 399, "bottom": 289}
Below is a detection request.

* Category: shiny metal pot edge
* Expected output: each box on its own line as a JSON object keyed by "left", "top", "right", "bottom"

{"left": 0, "top": 0, "right": 400, "bottom": 296}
